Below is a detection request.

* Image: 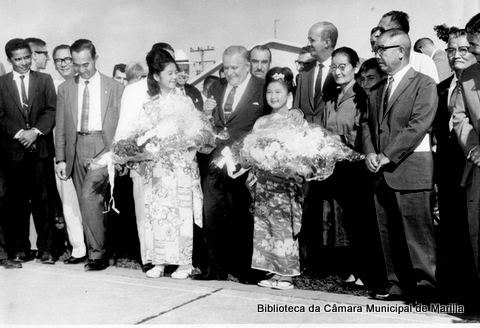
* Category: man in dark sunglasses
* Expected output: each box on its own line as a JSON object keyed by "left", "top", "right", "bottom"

{"left": 25, "top": 37, "right": 49, "bottom": 72}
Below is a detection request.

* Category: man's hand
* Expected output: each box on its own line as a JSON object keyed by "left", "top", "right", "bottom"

{"left": 365, "top": 153, "right": 380, "bottom": 173}
{"left": 468, "top": 146, "right": 480, "bottom": 166}
{"left": 203, "top": 96, "right": 216, "bottom": 116}
{"left": 376, "top": 153, "right": 391, "bottom": 167}
{"left": 287, "top": 108, "right": 304, "bottom": 124}
{"left": 55, "top": 162, "right": 68, "bottom": 181}
{"left": 18, "top": 129, "right": 38, "bottom": 148}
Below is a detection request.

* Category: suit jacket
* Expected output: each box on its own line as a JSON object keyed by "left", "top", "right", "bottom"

{"left": 293, "top": 60, "right": 337, "bottom": 125}
{"left": 362, "top": 67, "right": 438, "bottom": 190}
{"left": 206, "top": 74, "right": 266, "bottom": 162}
{"left": 55, "top": 73, "right": 124, "bottom": 177}
{"left": 184, "top": 83, "right": 204, "bottom": 111}
{"left": 0, "top": 70, "right": 56, "bottom": 161}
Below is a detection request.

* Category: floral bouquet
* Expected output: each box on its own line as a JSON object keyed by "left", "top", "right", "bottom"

{"left": 229, "top": 119, "right": 364, "bottom": 181}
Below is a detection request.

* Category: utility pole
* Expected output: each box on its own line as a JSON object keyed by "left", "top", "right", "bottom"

{"left": 190, "top": 46, "right": 215, "bottom": 74}
{"left": 274, "top": 19, "right": 280, "bottom": 38}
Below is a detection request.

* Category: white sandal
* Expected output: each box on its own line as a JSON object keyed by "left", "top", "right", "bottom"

{"left": 171, "top": 265, "right": 193, "bottom": 280}
{"left": 146, "top": 265, "right": 164, "bottom": 278}
{"left": 272, "top": 279, "right": 294, "bottom": 290}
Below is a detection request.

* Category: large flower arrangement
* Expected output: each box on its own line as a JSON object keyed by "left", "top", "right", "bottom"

{"left": 230, "top": 119, "right": 364, "bottom": 181}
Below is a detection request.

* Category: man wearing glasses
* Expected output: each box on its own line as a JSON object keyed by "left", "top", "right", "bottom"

{"left": 25, "top": 38, "right": 49, "bottom": 72}
{"left": 363, "top": 29, "right": 438, "bottom": 303}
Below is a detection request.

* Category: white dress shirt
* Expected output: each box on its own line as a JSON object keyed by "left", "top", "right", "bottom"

{"left": 313, "top": 56, "right": 331, "bottom": 96}
{"left": 77, "top": 71, "right": 102, "bottom": 131}
{"left": 222, "top": 73, "right": 252, "bottom": 112}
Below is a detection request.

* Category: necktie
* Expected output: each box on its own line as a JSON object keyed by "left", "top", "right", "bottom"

{"left": 383, "top": 76, "right": 394, "bottom": 113}
{"left": 223, "top": 86, "right": 237, "bottom": 122}
{"left": 180, "top": 87, "right": 186, "bottom": 95}
{"left": 80, "top": 80, "right": 90, "bottom": 132}
{"left": 314, "top": 63, "right": 324, "bottom": 102}
{"left": 19, "top": 75, "right": 29, "bottom": 126}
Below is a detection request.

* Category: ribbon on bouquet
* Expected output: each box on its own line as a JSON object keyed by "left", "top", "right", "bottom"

{"left": 215, "top": 146, "right": 248, "bottom": 179}
{"left": 89, "top": 152, "right": 119, "bottom": 214}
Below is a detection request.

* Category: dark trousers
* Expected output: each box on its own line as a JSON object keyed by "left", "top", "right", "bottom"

{"left": 374, "top": 177, "right": 437, "bottom": 298}
{"left": 71, "top": 135, "right": 109, "bottom": 260}
{"left": 1, "top": 153, "right": 55, "bottom": 257}
{"left": 202, "top": 168, "right": 255, "bottom": 279}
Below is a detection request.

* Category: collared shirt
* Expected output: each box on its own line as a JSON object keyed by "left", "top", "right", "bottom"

{"left": 77, "top": 71, "right": 102, "bottom": 131}
{"left": 388, "top": 64, "right": 412, "bottom": 100}
{"left": 410, "top": 52, "right": 439, "bottom": 83}
{"left": 313, "top": 56, "right": 331, "bottom": 96}
{"left": 430, "top": 48, "right": 439, "bottom": 59}
{"left": 13, "top": 70, "right": 30, "bottom": 105}
{"left": 222, "top": 72, "right": 252, "bottom": 112}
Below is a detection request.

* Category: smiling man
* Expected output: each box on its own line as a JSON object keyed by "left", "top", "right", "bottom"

{"left": 55, "top": 39, "right": 124, "bottom": 271}
{"left": 0, "top": 38, "right": 57, "bottom": 265}
{"left": 363, "top": 29, "right": 438, "bottom": 303}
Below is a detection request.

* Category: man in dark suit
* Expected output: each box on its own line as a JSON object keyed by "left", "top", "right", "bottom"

{"left": 55, "top": 39, "right": 124, "bottom": 271}
{"left": 363, "top": 29, "right": 438, "bottom": 302}
{"left": 176, "top": 51, "right": 203, "bottom": 111}
{"left": 192, "top": 45, "right": 266, "bottom": 282}
{"left": 0, "top": 38, "right": 57, "bottom": 264}
{"left": 293, "top": 21, "right": 338, "bottom": 275}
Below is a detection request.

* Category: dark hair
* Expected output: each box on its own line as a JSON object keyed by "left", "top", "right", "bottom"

{"left": 265, "top": 67, "right": 294, "bottom": 93}
{"left": 204, "top": 75, "right": 219, "bottom": 89}
{"left": 331, "top": 47, "right": 360, "bottom": 67}
{"left": 53, "top": 44, "right": 71, "bottom": 58}
{"left": 250, "top": 45, "right": 272, "bottom": 62}
{"left": 5, "top": 38, "right": 31, "bottom": 59}
{"left": 299, "top": 46, "right": 310, "bottom": 55}
{"left": 359, "top": 58, "right": 385, "bottom": 76}
{"left": 466, "top": 13, "right": 480, "bottom": 35}
{"left": 71, "top": 39, "right": 96, "bottom": 58}
{"left": 370, "top": 26, "right": 382, "bottom": 36}
{"left": 25, "top": 37, "right": 46, "bottom": 48}
{"left": 146, "top": 48, "right": 176, "bottom": 97}
{"left": 151, "top": 42, "right": 174, "bottom": 54}
{"left": 382, "top": 10, "right": 410, "bottom": 34}
{"left": 112, "top": 63, "right": 126, "bottom": 77}
{"left": 434, "top": 24, "right": 467, "bottom": 43}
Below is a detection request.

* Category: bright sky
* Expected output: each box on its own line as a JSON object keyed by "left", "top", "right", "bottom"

{"left": 0, "top": 0, "right": 477, "bottom": 79}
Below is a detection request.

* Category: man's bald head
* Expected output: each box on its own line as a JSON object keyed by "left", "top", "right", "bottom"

{"left": 413, "top": 38, "right": 434, "bottom": 55}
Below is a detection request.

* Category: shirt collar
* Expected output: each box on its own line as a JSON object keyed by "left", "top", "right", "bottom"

{"left": 319, "top": 56, "right": 331, "bottom": 68}
{"left": 391, "top": 64, "right": 411, "bottom": 83}
{"left": 79, "top": 70, "right": 100, "bottom": 84}
{"left": 430, "top": 48, "right": 439, "bottom": 59}
{"left": 13, "top": 70, "right": 30, "bottom": 80}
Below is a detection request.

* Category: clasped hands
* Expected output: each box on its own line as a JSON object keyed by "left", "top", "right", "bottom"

{"left": 365, "top": 152, "right": 390, "bottom": 173}
{"left": 17, "top": 129, "right": 38, "bottom": 148}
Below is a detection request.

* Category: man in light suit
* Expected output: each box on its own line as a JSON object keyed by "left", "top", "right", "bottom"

{"left": 293, "top": 21, "right": 338, "bottom": 275}
{"left": 55, "top": 39, "right": 124, "bottom": 271}
{"left": 453, "top": 13, "right": 480, "bottom": 294}
{"left": 414, "top": 38, "right": 452, "bottom": 82}
{"left": 192, "top": 45, "right": 267, "bottom": 282}
{"left": 0, "top": 38, "right": 57, "bottom": 264}
{"left": 363, "top": 29, "right": 438, "bottom": 302}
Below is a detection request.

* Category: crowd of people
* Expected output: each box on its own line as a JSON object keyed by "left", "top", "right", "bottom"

{"left": 0, "top": 9, "right": 480, "bottom": 310}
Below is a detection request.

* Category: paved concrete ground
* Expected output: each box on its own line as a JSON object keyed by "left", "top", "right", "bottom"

{"left": 0, "top": 261, "right": 477, "bottom": 325}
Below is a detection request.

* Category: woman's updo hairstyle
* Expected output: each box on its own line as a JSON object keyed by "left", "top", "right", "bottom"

{"left": 265, "top": 67, "right": 294, "bottom": 93}
{"left": 146, "top": 47, "right": 177, "bottom": 97}
{"left": 331, "top": 47, "right": 360, "bottom": 67}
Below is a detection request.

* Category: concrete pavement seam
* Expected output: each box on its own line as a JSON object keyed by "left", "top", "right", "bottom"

{"left": 134, "top": 288, "right": 223, "bottom": 324}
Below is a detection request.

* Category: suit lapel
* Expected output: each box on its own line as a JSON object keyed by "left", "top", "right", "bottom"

{"left": 382, "top": 68, "right": 415, "bottom": 121}
{"left": 27, "top": 71, "right": 37, "bottom": 114}
{"left": 72, "top": 76, "right": 79, "bottom": 129}
{"left": 100, "top": 74, "right": 109, "bottom": 126}
{"left": 307, "top": 67, "right": 316, "bottom": 109}
{"left": 6, "top": 72, "right": 23, "bottom": 114}
{"left": 376, "top": 82, "right": 386, "bottom": 125}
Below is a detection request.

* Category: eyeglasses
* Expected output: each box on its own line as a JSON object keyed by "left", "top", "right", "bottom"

{"left": 35, "top": 51, "right": 49, "bottom": 57}
{"left": 445, "top": 46, "right": 469, "bottom": 57}
{"left": 295, "top": 60, "right": 307, "bottom": 67}
{"left": 330, "top": 64, "right": 349, "bottom": 72}
{"left": 54, "top": 57, "right": 73, "bottom": 65}
{"left": 373, "top": 45, "right": 401, "bottom": 55}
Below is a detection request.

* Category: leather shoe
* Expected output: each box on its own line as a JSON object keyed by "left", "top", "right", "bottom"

{"left": 0, "top": 259, "right": 22, "bottom": 269}
{"left": 190, "top": 272, "right": 227, "bottom": 281}
{"left": 64, "top": 256, "right": 86, "bottom": 264}
{"left": 38, "top": 252, "right": 55, "bottom": 264}
{"left": 13, "top": 252, "right": 27, "bottom": 263}
{"left": 370, "top": 292, "right": 404, "bottom": 301}
{"left": 84, "top": 259, "right": 108, "bottom": 271}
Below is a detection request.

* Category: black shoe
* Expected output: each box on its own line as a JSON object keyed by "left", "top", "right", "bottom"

{"left": 85, "top": 259, "right": 108, "bottom": 271}
{"left": 13, "top": 252, "right": 27, "bottom": 263}
{"left": 191, "top": 272, "right": 228, "bottom": 281}
{"left": 64, "top": 256, "right": 86, "bottom": 264}
{"left": 0, "top": 259, "right": 22, "bottom": 269}
{"left": 370, "top": 292, "right": 404, "bottom": 301}
{"left": 38, "top": 252, "right": 55, "bottom": 264}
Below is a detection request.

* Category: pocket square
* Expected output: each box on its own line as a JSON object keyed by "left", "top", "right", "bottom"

{"left": 252, "top": 102, "right": 259, "bottom": 105}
